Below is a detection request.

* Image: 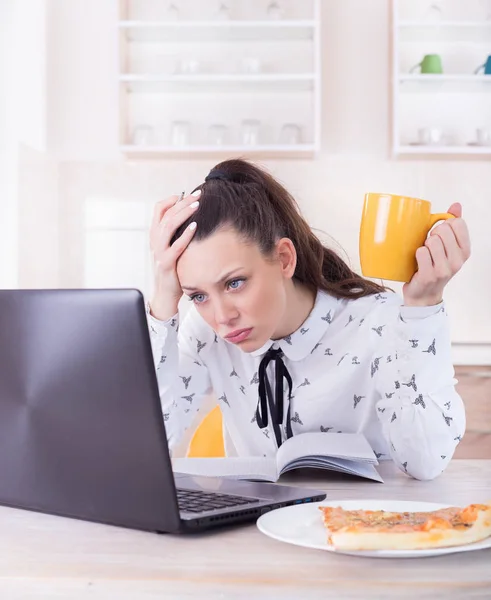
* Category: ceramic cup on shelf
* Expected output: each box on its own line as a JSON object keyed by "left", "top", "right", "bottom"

{"left": 170, "top": 121, "right": 190, "bottom": 146}
{"left": 475, "top": 127, "right": 491, "bottom": 146}
{"left": 240, "top": 119, "right": 261, "bottom": 145}
{"left": 266, "top": 1, "right": 285, "bottom": 20}
{"left": 131, "top": 125, "right": 155, "bottom": 146}
{"left": 179, "top": 58, "right": 201, "bottom": 75}
{"left": 479, "top": 0, "right": 491, "bottom": 20}
{"left": 240, "top": 57, "right": 262, "bottom": 74}
{"left": 417, "top": 127, "right": 444, "bottom": 145}
{"left": 423, "top": 2, "right": 444, "bottom": 22}
{"left": 474, "top": 56, "right": 491, "bottom": 75}
{"left": 165, "top": 2, "right": 181, "bottom": 21}
{"left": 279, "top": 123, "right": 302, "bottom": 145}
{"left": 134, "top": 0, "right": 159, "bottom": 20}
{"left": 409, "top": 54, "right": 443, "bottom": 74}
{"left": 214, "top": 1, "right": 231, "bottom": 20}
{"left": 207, "top": 124, "right": 228, "bottom": 146}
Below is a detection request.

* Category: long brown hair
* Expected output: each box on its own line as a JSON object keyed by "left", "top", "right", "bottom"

{"left": 172, "top": 159, "right": 388, "bottom": 300}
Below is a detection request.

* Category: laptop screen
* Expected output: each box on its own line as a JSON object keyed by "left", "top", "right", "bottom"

{"left": 0, "top": 289, "right": 181, "bottom": 532}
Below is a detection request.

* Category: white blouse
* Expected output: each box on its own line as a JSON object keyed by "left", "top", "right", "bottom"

{"left": 147, "top": 290, "right": 465, "bottom": 481}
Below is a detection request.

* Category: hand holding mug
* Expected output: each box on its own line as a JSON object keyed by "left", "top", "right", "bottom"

{"left": 402, "top": 203, "right": 471, "bottom": 307}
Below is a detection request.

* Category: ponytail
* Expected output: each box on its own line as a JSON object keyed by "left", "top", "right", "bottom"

{"left": 172, "top": 159, "right": 388, "bottom": 300}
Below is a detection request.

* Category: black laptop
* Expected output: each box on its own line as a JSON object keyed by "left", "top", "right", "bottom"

{"left": 0, "top": 289, "right": 325, "bottom": 533}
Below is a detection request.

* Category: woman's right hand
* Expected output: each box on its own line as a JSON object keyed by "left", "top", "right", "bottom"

{"left": 149, "top": 190, "right": 201, "bottom": 321}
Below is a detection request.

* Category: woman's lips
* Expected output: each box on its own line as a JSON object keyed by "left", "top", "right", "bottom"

{"left": 224, "top": 328, "right": 253, "bottom": 344}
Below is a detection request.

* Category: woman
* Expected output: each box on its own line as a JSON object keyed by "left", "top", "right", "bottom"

{"left": 148, "top": 159, "right": 470, "bottom": 480}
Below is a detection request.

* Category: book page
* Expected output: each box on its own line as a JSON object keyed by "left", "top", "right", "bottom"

{"left": 172, "top": 457, "right": 277, "bottom": 482}
{"left": 281, "top": 456, "right": 384, "bottom": 483}
{"left": 276, "top": 432, "right": 377, "bottom": 474}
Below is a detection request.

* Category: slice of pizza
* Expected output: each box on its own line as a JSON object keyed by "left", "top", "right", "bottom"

{"left": 319, "top": 502, "right": 491, "bottom": 550}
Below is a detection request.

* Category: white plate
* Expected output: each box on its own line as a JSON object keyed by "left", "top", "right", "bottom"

{"left": 256, "top": 499, "right": 491, "bottom": 558}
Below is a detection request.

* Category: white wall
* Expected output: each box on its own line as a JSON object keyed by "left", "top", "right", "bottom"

{"left": 47, "top": 0, "right": 120, "bottom": 160}
{"left": 18, "top": 0, "right": 491, "bottom": 363}
{"left": 0, "top": 0, "right": 18, "bottom": 288}
{"left": 16, "top": 0, "right": 48, "bottom": 152}
{"left": 17, "top": 145, "right": 59, "bottom": 288}
{"left": 0, "top": 0, "right": 49, "bottom": 288}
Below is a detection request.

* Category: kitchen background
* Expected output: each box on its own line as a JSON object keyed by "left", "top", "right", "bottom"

{"left": 1, "top": 0, "right": 490, "bottom": 455}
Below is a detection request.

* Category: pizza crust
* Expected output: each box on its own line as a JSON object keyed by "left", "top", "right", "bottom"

{"left": 320, "top": 503, "right": 491, "bottom": 551}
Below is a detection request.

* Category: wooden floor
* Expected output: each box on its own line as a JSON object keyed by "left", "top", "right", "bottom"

{"left": 453, "top": 366, "right": 491, "bottom": 458}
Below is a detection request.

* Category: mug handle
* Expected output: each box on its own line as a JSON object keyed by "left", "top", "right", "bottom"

{"left": 428, "top": 212, "right": 456, "bottom": 229}
{"left": 409, "top": 62, "right": 422, "bottom": 73}
{"left": 474, "top": 63, "right": 485, "bottom": 74}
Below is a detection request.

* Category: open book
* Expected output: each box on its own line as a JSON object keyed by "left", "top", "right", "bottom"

{"left": 172, "top": 432, "right": 383, "bottom": 483}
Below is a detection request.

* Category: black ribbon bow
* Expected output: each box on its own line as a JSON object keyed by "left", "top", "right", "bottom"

{"left": 255, "top": 347, "right": 293, "bottom": 447}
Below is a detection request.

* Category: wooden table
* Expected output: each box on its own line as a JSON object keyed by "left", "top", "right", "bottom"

{"left": 0, "top": 460, "right": 490, "bottom": 599}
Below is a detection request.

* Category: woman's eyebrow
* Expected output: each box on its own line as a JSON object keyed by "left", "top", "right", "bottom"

{"left": 181, "top": 268, "right": 244, "bottom": 292}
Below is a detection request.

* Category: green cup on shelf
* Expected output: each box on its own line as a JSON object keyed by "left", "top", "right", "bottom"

{"left": 410, "top": 54, "right": 443, "bottom": 74}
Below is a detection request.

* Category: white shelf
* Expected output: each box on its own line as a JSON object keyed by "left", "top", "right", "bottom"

{"left": 119, "top": 20, "right": 316, "bottom": 42}
{"left": 120, "top": 144, "right": 318, "bottom": 158}
{"left": 399, "top": 20, "right": 491, "bottom": 27}
{"left": 398, "top": 20, "right": 491, "bottom": 42}
{"left": 399, "top": 75, "right": 491, "bottom": 81}
{"left": 396, "top": 145, "right": 491, "bottom": 155}
{"left": 398, "top": 74, "right": 491, "bottom": 92}
{"left": 120, "top": 74, "right": 316, "bottom": 93}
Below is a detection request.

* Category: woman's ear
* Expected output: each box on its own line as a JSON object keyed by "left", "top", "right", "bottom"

{"left": 276, "top": 238, "right": 297, "bottom": 280}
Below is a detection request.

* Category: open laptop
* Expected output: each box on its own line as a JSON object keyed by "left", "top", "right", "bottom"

{"left": 0, "top": 289, "right": 326, "bottom": 533}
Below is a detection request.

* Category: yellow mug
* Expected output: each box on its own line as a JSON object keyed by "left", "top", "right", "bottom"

{"left": 359, "top": 193, "right": 455, "bottom": 282}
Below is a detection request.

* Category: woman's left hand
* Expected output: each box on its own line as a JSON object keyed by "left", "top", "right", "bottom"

{"left": 403, "top": 203, "right": 471, "bottom": 307}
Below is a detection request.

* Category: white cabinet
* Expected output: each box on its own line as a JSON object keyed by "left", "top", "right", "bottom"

{"left": 118, "top": 0, "right": 321, "bottom": 158}
{"left": 391, "top": 0, "right": 491, "bottom": 156}
{"left": 84, "top": 198, "right": 153, "bottom": 295}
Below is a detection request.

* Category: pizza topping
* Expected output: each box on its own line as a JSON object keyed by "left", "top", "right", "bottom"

{"left": 319, "top": 503, "right": 490, "bottom": 534}
{"left": 317, "top": 501, "right": 491, "bottom": 550}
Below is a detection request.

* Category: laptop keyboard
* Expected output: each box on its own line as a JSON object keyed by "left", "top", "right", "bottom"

{"left": 176, "top": 488, "right": 260, "bottom": 513}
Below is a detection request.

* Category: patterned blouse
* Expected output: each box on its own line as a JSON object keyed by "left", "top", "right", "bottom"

{"left": 147, "top": 290, "right": 465, "bottom": 480}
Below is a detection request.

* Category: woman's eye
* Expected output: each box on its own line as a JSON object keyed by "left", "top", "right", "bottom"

{"left": 228, "top": 278, "right": 245, "bottom": 290}
{"left": 190, "top": 293, "right": 206, "bottom": 304}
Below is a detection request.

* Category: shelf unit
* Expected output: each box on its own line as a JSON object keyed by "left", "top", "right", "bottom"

{"left": 118, "top": 0, "right": 321, "bottom": 159}
{"left": 399, "top": 74, "right": 491, "bottom": 83}
{"left": 120, "top": 143, "right": 317, "bottom": 159}
{"left": 118, "top": 20, "right": 317, "bottom": 41}
{"left": 119, "top": 73, "right": 316, "bottom": 93}
{"left": 399, "top": 21, "right": 491, "bottom": 26}
{"left": 391, "top": 0, "right": 491, "bottom": 157}
{"left": 398, "top": 20, "right": 491, "bottom": 42}
{"left": 395, "top": 144, "right": 491, "bottom": 154}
